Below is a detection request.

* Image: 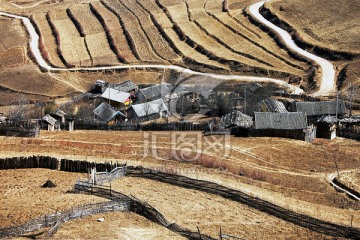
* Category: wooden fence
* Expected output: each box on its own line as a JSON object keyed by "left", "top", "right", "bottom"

{"left": 0, "top": 200, "right": 130, "bottom": 238}
{"left": 60, "top": 159, "right": 125, "bottom": 173}
{"left": 337, "top": 126, "right": 360, "bottom": 140}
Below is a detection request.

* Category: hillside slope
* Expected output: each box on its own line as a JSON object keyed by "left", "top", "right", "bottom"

{"left": 265, "top": 0, "right": 360, "bottom": 94}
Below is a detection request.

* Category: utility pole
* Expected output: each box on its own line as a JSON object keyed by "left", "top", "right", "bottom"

{"left": 244, "top": 89, "right": 247, "bottom": 115}
{"left": 335, "top": 91, "right": 339, "bottom": 120}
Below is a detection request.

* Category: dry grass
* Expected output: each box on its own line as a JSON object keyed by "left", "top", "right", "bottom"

{"left": 102, "top": 0, "right": 164, "bottom": 63}
{"left": 0, "top": 47, "right": 24, "bottom": 67}
{"left": 48, "top": 10, "right": 92, "bottom": 67}
{"left": 268, "top": 0, "right": 360, "bottom": 54}
{"left": 31, "top": 13, "right": 65, "bottom": 67}
{"left": 337, "top": 170, "right": 360, "bottom": 195}
{"left": 0, "top": 18, "right": 27, "bottom": 51}
{"left": 54, "top": 211, "right": 186, "bottom": 240}
{"left": 0, "top": 168, "right": 103, "bottom": 228}
{"left": 0, "top": 131, "right": 359, "bottom": 231}
{"left": 111, "top": 177, "right": 331, "bottom": 239}
{"left": 90, "top": 1, "right": 138, "bottom": 63}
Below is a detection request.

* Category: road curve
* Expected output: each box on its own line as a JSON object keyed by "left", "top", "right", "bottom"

{"left": 249, "top": 0, "right": 336, "bottom": 96}
{"left": 0, "top": 0, "right": 335, "bottom": 95}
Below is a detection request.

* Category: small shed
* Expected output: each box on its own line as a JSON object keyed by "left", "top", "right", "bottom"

{"left": 42, "top": 114, "right": 59, "bottom": 132}
{"left": 93, "top": 102, "right": 126, "bottom": 123}
{"left": 316, "top": 115, "right": 337, "bottom": 140}
{"left": 221, "top": 111, "right": 253, "bottom": 128}
{"left": 221, "top": 111, "right": 253, "bottom": 137}
{"left": 101, "top": 87, "right": 131, "bottom": 109}
{"left": 127, "top": 99, "right": 168, "bottom": 122}
{"left": 51, "top": 109, "right": 67, "bottom": 124}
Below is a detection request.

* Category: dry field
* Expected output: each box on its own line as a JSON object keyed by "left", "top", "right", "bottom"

{"left": 0, "top": 130, "right": 359, "bottom": 237}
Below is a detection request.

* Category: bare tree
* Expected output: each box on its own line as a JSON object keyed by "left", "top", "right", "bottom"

{"left": 8, "top": 94, "right": 28, "bottom": 122}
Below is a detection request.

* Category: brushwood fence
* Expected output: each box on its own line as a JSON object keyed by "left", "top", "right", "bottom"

{"left": 0, "top": 200, "right": 130, "bottom": 238}
{"left": 73, "top": 182, "right": 215, "bottom": 240}
{"left": 0, "top": 156, "right": 59, "bottom": 170}
{"left": 60, "top": 159, "right": 125, "bottom": 173}
{"left": 0, "top": 156, "right": 127, "bottom": 174}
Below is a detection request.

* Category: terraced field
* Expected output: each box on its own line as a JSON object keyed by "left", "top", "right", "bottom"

{"left": 4, "top": 0, "right": 315, "bottom": 83}
{"left": 3, "top": 0, "right": 357, "bottom": 99}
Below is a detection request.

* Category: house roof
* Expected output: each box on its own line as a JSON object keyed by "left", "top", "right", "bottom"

{"left": 254, "top": 112, "right": 307, "bottom": 130}
{"left": 295, "top": 101, "right": 346, "bottom": 116}
{"left": 138, "top": 83, "right": 172, "bottom": 100}
{"left": 257, "top": 99, "right": 288, "bottom": 113}
{"left": 43, "top": 114, "right": 57, "bottom": 126}
{"left": 221, "top": 111, "right": 253, "bottom": 128}
{"left": 101, "top": 88, "right": 130, "bottom": 103}
{"left": 317, "top": 115, "right": 338, "bottom": 124}
{"left": 129, "top": 99, "right": 168, "bottom": 118}
{"left": 112, "top": 80, "right": 138, "bottom": 92}
{"left": 93, "top": 102, "right": 126, "bottom": 122}
{"left": 52, "top": 109, "right": 67, "bottom": 118}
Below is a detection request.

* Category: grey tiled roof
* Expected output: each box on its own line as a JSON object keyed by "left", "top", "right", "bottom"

{"left": 52, "top": 109, "right": 67, "bottom": 118}
{"left": 257, "top": 99, "right": 288, "bottom": 113}
{"left": 221, "top": 111, "right": 253, "bottom": 128}
{"left": 254, "top": 112, "right": 307, "bottom": 130}
{"left": 101, "top": 88, "right": 130, "bottom": 103}
{"left": 93, "top": 102, "right": 125, "bottom": 122}
{"left": 129, "top": 99, "right": 168, "bottom": 118}
{"left": 138, "top": 83, "right": 172, "bottom": 100}
{"left": 43, "top": 114, "right": 57, "bottom": 126}
{"left": 296, "top": 101, "right": 345, "bottom": 116}
{"left": 112, "top": 80, "right": 138, "bottom": 92}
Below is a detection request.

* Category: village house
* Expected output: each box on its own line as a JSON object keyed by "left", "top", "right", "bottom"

{"left": 136, "top": 83, "right": 172, "bottom": 102}
{"left": 101, "top": 87, "right": 131, "bottom": 110}
{"left": 93, "top": 102, "right": 126, "bottom": 124}
{"left": 295, "top": 100, "right": 346, "bottom": 122}
{"left": 127, "top": 98, "right": 168, "bottom": 122}
{"left": 50, "top": 109, "right": 67, "bottom": 124}
{"left": 252, "top": 112, "right": 316, "bottom": 142}
{"left": 257, "top": 98, "right": 288, "bottom": 113}
{"left": 112, "top": 80, "right": 138, "bottom": 93}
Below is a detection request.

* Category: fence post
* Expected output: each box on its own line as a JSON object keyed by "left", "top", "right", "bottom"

{"left": 197, "top": 226, "right": 202, "bottom": 240}
{"left": 110, "top": 183, "right": 112, "bottom": 197}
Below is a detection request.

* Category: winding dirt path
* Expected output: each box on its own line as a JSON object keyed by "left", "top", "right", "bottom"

{"left": 249, "top": 0, "right": 336, "bottom": 96}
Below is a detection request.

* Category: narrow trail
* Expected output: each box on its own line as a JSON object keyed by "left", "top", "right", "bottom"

{"left": 0, "top": 0, "right": 335, "bottom": 95}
